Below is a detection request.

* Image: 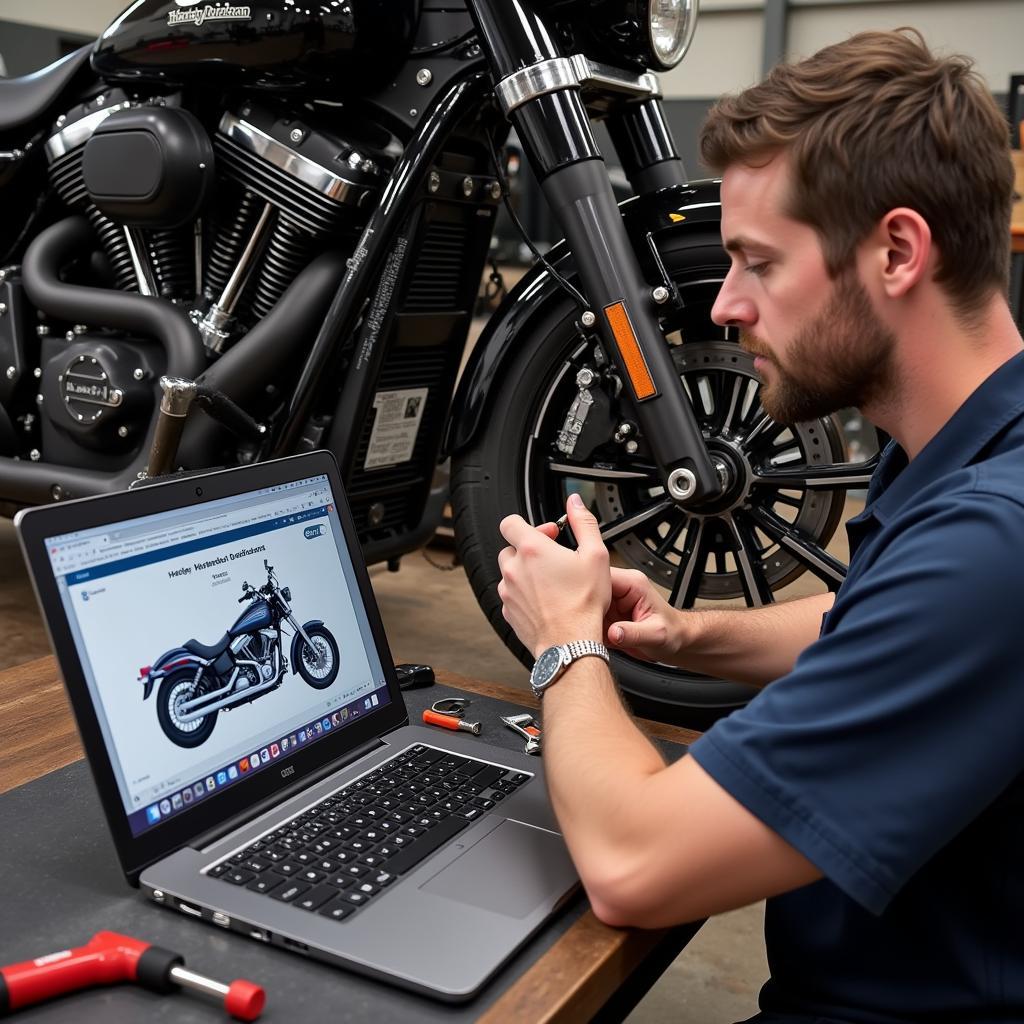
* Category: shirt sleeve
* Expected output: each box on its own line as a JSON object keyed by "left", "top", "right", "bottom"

{"left": 689, "top": 480, "right": 1024, "bottom": 915}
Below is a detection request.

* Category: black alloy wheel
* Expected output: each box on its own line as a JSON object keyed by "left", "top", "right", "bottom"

{"left": 453, "top": 231, "right": 878, "bottom": 727}
{"left": 156, "top": 668, "right": 219, "bottom": 748}
{"left": 296, "top": 625, "right": 340, "bottom": 689}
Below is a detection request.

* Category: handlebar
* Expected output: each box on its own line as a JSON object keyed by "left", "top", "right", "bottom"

{"left": 238, "top": 568, "right": 277, "bottom": 602}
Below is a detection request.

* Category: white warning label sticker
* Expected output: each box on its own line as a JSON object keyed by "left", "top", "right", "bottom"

{"left": 364, "top": 387, "right": 430, "bottom": 470}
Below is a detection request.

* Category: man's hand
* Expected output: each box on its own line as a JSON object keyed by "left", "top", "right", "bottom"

{"left": 604, "top": 568, "right": 692, "bottom": 664}
{"left": 498, "top": 493, "right": 611, "bottom": 657}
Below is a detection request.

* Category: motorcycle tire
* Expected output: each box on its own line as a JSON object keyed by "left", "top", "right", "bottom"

{"left": 296, "top": 626, "right": 340, "bottom": 689}
{"left": 453, "top": 230, "right": 860, "bottom": 729}
{"left": 156, "top": 668, "right": 218, "bottom": 748}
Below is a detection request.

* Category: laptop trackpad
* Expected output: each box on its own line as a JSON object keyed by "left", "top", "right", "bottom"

{"left": 419, "top": 819, "right": 575, "bottom": 919}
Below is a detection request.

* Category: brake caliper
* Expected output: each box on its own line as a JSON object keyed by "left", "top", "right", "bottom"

{"left": 556, "top": 367, "right": 612, "bottom": 460}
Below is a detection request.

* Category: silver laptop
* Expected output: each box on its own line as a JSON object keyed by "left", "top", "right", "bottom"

{"left": 15, "top": 450, "right": 578, "bottom": 1002}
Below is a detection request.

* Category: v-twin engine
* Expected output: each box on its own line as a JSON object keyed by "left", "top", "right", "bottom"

{"left": 1, "top": 91, "right": 391, "bottom": 474}
{"left": 232, "top": 629, "right": 275, "bottom": 679}
{"left": 45, "top": 91, "right": 387, "bottom": 346}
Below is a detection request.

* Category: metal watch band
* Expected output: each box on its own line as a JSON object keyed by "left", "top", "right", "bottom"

{"left": 563, "top": 640, "right": 610, "bottom": 664}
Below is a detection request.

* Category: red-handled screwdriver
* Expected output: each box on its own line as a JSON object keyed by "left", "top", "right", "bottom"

{"left": 0, "top": 930, "right": 265, "bottom": 1019}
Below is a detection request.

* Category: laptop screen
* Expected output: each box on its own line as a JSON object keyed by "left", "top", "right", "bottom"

{"left": 42, "top": 472, "right": 392, "bottom": 839}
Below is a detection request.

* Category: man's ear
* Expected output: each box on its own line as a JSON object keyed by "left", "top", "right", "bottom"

{"left": 872, "top": 208, "right": 933, "bottom": 299}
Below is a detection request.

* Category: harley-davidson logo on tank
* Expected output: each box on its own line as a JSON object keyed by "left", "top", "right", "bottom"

{"left": 168, "top": 0, "right": 252, "bottom": 26}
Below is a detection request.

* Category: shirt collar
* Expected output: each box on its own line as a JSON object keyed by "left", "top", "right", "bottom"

{"left": 855, "top": 349, "right": 1024, "bottom": 526}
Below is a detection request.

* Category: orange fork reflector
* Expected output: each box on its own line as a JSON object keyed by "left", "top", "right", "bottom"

{"left": 603, "top": 301, "right": 657, "bottom": 400}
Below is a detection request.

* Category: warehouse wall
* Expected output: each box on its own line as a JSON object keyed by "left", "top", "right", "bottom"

{"left": 657, "top": 0, "right": 1023, "bottom": 176}
{"left": 1, "top": 0, "right": 124, "bottom": 39}
{"left": 661, "top": 0, "right": 1023, "bottom": 99}
{"left": 786, "top": 0, "right": 1023, "bottom": 93}
{"left": 1, "top": 2, "right": 1021, "bottom": 218}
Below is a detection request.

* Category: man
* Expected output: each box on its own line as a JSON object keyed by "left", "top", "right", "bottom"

{"left": 496, "top": 29, "right": 1024, "bottom": 1023}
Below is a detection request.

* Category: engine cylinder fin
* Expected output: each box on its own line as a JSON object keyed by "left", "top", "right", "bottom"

{"left": 214, "top": 135, "right": 355, "bottom": 237}
{"left": 148, "top": 227, "right": 194, "bottom": 300}
{"left": 48, "top": 149, "right": 89, "bottom": 208}
{"left": 49, "top": 146, "right": 137, "bottom": 292}
{"left": 249, "top": 219, "right": 316, "bottom": 320}
{"left": 204, "top": 189, "right": 264, "bottom": 300}
{"left": 85, "top": 207, "right": 137, "bottom": 292}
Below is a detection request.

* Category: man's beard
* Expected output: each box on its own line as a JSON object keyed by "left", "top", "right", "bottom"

{"left": 741, "top": 272, "right": 897, "bottom": 426}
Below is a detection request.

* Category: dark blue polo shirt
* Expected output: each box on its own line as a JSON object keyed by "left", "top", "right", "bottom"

{"left": 691, "top": 349, "right": 1024, "bottom": 1023}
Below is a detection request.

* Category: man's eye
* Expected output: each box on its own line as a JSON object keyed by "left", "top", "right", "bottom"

{"left": 744, "top": 262, "right": 770, "bottom": 277}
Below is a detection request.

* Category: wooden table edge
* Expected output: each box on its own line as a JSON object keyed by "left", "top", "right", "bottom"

{"left": 1, "top": 655, "right": 702, "bottom": 1024}
{"left": 434, "top": 668, "right": 701, "bottom": 1023}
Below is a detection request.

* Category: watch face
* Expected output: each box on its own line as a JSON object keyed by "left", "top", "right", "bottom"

{"left": 533, "top": 646, "right": 564, "bottom": 689}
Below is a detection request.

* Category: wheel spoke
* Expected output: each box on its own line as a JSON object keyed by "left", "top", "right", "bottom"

{"left": 747, "top": 505, "right": 847, "bottom": 590}
{"left": 723, "top": 512, "right": 773, "bottom": 607}
{"left": 600, "top": 499, "right": 675, "bottom": 544}
{"left": 772, "top": 491, "right": 803, "bottom": 509}
{"left": 745, "top": 420, "right": 791, "bottom": 458}
{"left": 738, "top": 378, "right": 760, "bottom": 426}
{"left": 718, "top": 375, "right": 744, "bottom": 435}
{"left": 753, "top": 453, "right": 879, "bottom": 490}
{"left": 742, "top": 409, "right": 774, "bottom": 447}
{"left": 668, "top": 517, "right": 707, "bottom": 609}
{"left": 547, "top": 461, "right": 657, "bottom": 482}
{"left": 654, "top": 514, "right": 688, "bottom": 559}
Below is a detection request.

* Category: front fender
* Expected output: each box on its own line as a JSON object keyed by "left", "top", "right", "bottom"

{"left": 290, "top": 619, "right": 325, "bottom": 670}
{"left": 442, "top": 179, "right": 722, "bottom": 457}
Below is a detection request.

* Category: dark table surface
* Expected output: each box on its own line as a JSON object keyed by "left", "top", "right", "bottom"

{"left": 0, "top": 658, "right": 699, "bottom": 1023}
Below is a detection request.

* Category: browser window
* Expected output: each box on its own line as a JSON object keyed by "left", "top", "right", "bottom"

{"left": 45, "top": 474, "right": 391, "bottom": 837}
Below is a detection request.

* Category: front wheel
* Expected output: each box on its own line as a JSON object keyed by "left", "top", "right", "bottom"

{"left": 295, "top": 626, "right": 340, "bottom": 688}
{"left": 156, "top": 668, "right": 218, "bottom": 748}
{"left": 452, "top": 231, "right": 877, "bottom": 728}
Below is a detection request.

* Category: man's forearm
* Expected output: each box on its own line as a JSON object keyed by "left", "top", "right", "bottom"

{"left": 540, "top": 658, "right": 665, "bottom": 896}
{"left": 672, "top": 592, "right": 834, "bottom": 686}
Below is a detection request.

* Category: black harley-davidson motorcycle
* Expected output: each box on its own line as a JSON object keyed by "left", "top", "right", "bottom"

{"left": 0, "top": 0, "right": 875, "bottom": 725}
{"left": 139, "top": 560, "right": 339, "bottom": 747}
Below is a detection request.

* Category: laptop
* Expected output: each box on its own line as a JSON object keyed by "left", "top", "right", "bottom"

{"left": 15, "top": 450, "right": 579, "bottom": 1002}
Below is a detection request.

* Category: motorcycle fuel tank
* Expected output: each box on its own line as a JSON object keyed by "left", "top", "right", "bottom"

{"left": 91, "top": 0, "right": 420, "bottom": 95}
{"left": 230, "top": 598, "right": 273, "bottom": 635}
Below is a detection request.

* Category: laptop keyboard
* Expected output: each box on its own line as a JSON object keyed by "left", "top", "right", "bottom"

{"left": 205, "top": 744, "right": 532, "bottom": 921}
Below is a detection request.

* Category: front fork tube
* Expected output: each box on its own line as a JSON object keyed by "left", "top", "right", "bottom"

{"left": 288, "top": 614, "right": 315, "bottom": 657}
{"left": 605, "top": 98, "right": 689, "bottom": 194}
{"left": 514, "top": 93, "right": 720, "bottom": 498}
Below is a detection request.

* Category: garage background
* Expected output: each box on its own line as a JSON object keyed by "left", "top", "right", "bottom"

{"left": 0, "top": 3, "right": 1021, "bottom": 1021}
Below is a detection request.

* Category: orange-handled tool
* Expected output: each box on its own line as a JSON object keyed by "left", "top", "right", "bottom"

{"left": 422, "top": 698, "right": 482, "bottom": 735}
{"left": 0, "top": 931, "right": 265, "bottom": 1019}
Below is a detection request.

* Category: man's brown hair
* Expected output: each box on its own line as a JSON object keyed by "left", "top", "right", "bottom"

{"left": 700, "top": 28, "right": 1014, "bottom": 323}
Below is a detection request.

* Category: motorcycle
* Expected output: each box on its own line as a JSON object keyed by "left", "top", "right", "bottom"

{"left": 0, "top": 0, "right": 876, "bottom": 725}
{"left": 139, "top": 560, "right": 339, "bottom": 747}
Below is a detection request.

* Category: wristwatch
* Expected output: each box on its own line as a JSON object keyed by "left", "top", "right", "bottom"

{"left": 529, "top": 640, "right": 610, "bottom": 698}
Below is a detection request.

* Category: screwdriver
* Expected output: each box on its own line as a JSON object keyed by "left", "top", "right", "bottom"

{"left": 0, "top": 930, "right": 265, "bottom": 1019}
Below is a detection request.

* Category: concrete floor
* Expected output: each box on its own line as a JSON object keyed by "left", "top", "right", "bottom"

{"left": 0, "top": 517, "right": 769, "bottom": 1022}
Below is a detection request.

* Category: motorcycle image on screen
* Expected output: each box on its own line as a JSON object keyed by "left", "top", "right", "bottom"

{"left": 0, "top": 0, "right": 876, "bottom": 725}
{"left": 138, "top": 561, "right": 339, "bottom": 747}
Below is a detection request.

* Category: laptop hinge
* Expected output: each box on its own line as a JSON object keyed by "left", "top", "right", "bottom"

{"left": 190, "top": 736, "right": 386, "bottom": 850}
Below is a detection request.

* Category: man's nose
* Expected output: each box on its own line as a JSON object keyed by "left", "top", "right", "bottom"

{"left": 711, "top": 269, "right": 756, "bottom": 328}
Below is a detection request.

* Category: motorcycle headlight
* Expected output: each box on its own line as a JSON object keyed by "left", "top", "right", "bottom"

{"left": 647, "top": 0, "right": 699, "bottom": 70}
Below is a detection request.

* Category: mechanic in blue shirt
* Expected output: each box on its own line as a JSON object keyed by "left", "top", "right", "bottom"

{"left": 495, "top": 28, "right": 1024, "bottom": 1023}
